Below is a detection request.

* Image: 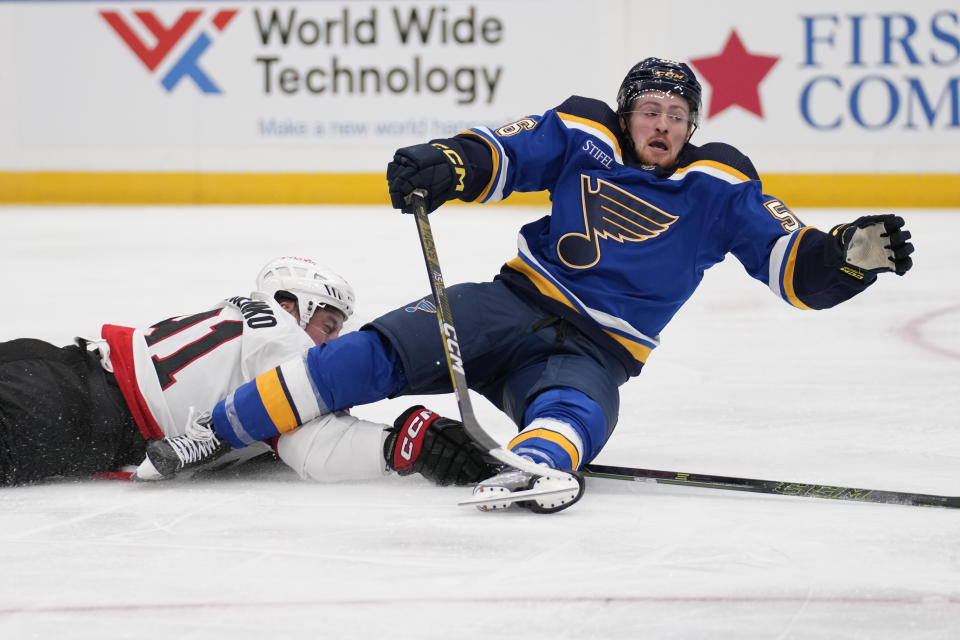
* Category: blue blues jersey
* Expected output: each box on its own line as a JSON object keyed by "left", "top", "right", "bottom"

{"left": 452, "top": 96, "right": 868, "bottom": 374}
{"left": 202, "top": 95, "right": 873, "bottom": 464}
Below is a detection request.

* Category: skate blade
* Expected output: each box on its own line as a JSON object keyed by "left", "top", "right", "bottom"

{"left": 457, "top": 486, "right": 577, "bottom": 509}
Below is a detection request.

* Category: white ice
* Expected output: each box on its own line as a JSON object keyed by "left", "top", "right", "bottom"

{"left": 0, "top": 204, "right": 958, "bottom": 639}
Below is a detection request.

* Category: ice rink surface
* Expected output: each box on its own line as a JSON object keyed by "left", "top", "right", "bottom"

{"left": 0, "top": 204, "right": 958, "bottom": 639}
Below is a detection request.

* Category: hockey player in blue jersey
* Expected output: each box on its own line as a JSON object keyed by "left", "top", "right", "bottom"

{"left": 140, "top": 57, "right": 913, "bottom": 513}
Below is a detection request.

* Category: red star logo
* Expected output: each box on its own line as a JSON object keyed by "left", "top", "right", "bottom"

{"left": 690, "top": 30, "right": 779, "bottom": 118}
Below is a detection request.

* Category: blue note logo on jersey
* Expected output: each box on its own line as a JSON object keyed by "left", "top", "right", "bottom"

{"left": 557, "top": 175, "right": 679, "bottom": 269}
{"left": 405, "top": 299, "right": 437, "bottom": 313}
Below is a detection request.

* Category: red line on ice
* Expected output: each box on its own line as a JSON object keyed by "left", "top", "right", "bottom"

{"left": 899, "top": 303, "right": 960, "bottom": 360}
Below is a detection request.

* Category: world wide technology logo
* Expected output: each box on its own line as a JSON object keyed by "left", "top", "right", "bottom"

{"left": 100, "top": 8, "right": 238, "bottom": 93}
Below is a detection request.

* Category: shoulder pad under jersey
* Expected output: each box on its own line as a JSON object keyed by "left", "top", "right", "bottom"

{"left": 677, "top": 142, "right": 760, "bottom": 181}
{"left": 552, "top": 95, "right": 625, "bottom": 157}
{"left": 554, "top": 96, "right": 621, "bottom": 132}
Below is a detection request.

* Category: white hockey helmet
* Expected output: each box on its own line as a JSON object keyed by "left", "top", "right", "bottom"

{"left": 256, "top": 256, "right": 356, "bottom": 328}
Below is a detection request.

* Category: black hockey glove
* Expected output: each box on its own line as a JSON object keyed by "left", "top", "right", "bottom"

{"left": 384, "top": 405, "right": 501, "bottom": 486}
{"left": 826, "top": 214, "right": 914, "bottom": 280}
{"left": 386, "top": 140, "right": 468, "bottom": 214}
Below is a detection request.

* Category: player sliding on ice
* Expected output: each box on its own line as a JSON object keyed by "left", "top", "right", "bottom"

{"left": 0, "top": 256, "right": 354, "bottom": 484}
{"left": 139, "top": 57, "right": 914, "bottom": 513}
{"left": 0, "top": 255, "right": 496, "bottom": 487}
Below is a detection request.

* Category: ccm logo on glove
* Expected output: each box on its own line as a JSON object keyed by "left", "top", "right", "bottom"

{"left": 399, "top": 410, "right": 430, "bottom": 463}
{"left": 431, "top": 142, "right": 466, "bottom": 192}
{"left": 393, "top": 408, "right": 440, "bottom": 471}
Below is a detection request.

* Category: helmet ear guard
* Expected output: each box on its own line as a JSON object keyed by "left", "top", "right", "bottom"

{"left": 256, "top": 256, "right": 356, "bottom": 329}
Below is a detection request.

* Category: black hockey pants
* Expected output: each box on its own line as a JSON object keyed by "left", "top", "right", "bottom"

{"left": 0, "top": 338, "right": 143, "bottom": 486}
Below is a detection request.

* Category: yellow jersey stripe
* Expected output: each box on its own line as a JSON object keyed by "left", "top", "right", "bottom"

{"left": 507, "top": 256, "right": 654, "bottom": 363}
{"left": 556, "top": 112, "right": 623, "bottom": 158}
{"left": 601, "top": 330, "right": 653, "bottom": 363}
{"left": 505, "top": 256, "right": 578, "bottom": 311}
{"left": 460, "top": 130, "right": 501, "bottom": 203}
{"left": 672, "top": 160, "right": 752, "bottom": 183}
{"left": 255, "top": 369, "right": 300, "bottom": 434}
{"left": 782, "top": 227, "right": 814, "bottom": 310}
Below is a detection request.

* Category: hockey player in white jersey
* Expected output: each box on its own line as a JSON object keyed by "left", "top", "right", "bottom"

{"left": 120, "top": 256, "right": 358, "bottom": 478}
{"left": 0, "top": 256, "right": 497, "bottom": 486}
{"left": 0, "top": 256, "right": 353, "bottom": 484}
{"left": 141, "top": 57, "right": 914, "bottom": 513}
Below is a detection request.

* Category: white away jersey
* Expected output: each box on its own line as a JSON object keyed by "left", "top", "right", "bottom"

{"left": 102, "top": 293, "right": 313, "bottom": 440}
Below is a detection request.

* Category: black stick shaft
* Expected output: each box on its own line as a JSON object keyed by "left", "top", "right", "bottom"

{"left": 408, "top": 190, "right": 499, "bottom": 452}
{"left": 583, "top": 464, "right": 959, "bottom": 509}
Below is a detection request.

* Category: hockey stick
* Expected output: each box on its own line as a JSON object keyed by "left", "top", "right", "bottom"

{"left": 406, "top": 189, "right": 582, "bottom": 508}
{"left": 582, "top": 463, "right": 960, "bottom": 509}
{"left": 408, "top": 188, "right": 496, "bottom": 452}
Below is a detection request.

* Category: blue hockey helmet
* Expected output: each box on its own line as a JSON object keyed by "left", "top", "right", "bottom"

{"left": 616, "top": 57, "right": 702, "bottom": 124}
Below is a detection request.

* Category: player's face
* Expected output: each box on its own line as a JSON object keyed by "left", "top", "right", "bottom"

{"left": 624, "top": 91, "right": 694, "bottom": 168}
{"left": 304, "top": 308, "right": 344, "bottom": 345}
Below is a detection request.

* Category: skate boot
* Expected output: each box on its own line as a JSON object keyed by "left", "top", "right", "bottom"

{"left": 468, "top": 464, "right": 585, "bottom": 513}
{"left": 134, "top": 411, "right": 231, "bottom": 480}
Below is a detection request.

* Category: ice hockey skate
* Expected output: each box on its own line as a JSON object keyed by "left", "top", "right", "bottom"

{"left": 134, "top": 410, "right": 231, "bottom": 480}
{"left": 460, "top": 464, "right": 585, "bottom": 513}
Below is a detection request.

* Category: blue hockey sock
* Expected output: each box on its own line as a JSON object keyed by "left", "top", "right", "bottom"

{"left": 211, "top": 330, "right": 405, "bottom": 448}
{"left": 509, "top": 388, "right": 607, "bottom": 470}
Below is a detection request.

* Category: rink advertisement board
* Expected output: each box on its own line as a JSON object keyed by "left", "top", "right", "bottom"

{"left": 0, "top": 0, "right": 958, "bottom": 205}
